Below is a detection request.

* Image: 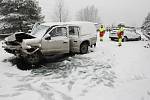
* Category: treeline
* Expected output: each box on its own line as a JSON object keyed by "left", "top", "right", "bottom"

{"left": 52, "top": 0, "right": 101, "bottom": 23}
{"left": 0, "top": 0, "right": 101, "bottom": 34}
{"left": 142, "top": 13, "right": 150, "bottom": 34}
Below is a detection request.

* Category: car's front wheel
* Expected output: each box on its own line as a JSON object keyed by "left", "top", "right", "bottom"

{"left": 110, "top": 38, "right": 115, "bottom": 41}
{"left": 26, "top": 51, "right": 42, "bottom": 64}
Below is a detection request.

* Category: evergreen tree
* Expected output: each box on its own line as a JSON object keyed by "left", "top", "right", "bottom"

{"left": 142, "top": 12, "right": 150, "bottom": 33}
{"left": 0, "top": 0, "right": 44, "bottom": 34}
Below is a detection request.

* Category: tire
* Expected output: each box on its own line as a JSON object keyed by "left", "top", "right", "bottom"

{"left": 93, "top": 43, "right": 96, "bottom": 47}
{"left": 80, "top": 42, "right": 89, "bottom": 54}
{"left": 123, "top": 36, "right": 128, "bottom": 42}
{"left": 26, "top": 51, "right": 42, "bottom": 64}
{"left": 110, "top": 38, "right": 114, "bottom": 41}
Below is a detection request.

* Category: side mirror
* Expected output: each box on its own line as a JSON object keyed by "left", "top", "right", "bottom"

{"left": 45, "top": 36, "right": 51, "bottom": 40}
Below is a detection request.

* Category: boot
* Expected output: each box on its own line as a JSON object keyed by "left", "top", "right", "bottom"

{"left": 100, "top": 39, "right": 103, "bottom": 41}
{"left": 100, "top": 37, "right": 103, "bottom": 41}
{"left": 118, "top": 43, "right": 122, "bottom": 46}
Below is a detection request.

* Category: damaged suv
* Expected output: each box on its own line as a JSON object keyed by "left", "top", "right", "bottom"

{"left": 2, "top": 21, "right": 97, "bottom": 64}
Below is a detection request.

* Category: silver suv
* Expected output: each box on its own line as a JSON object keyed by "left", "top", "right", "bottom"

{"left": 2, "top": 21, "right": 97, "bottom": 64}
{"left": 109, "top": 28, "right": 141, "bottom": 41}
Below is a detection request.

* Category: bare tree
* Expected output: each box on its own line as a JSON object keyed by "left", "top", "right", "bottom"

{"left": 76, "top": 5, "right": 100, "bottom": 23}
{"left": 52, "top": 0, "right": 69, "bottom": 22}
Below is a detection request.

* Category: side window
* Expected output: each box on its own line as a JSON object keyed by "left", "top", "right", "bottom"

{"left": 69, "top": 26, "right": 79, "bottom": 36}
{"left": 50, "top": 28, "right": 56, "bottom": 37}
{"left": 60, "top": 27, "right": 67, "bottom": 36}
{"left": 49, "top": 27, "right": 67, "bottom": 37}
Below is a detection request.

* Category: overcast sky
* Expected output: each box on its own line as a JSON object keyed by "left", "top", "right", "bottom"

{"left": 39, "top": 0, "right": 150, "bottom": 27}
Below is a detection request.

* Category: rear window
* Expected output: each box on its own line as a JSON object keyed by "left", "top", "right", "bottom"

{"left": 69, "top": 26, "right": 79, "bottom": 36}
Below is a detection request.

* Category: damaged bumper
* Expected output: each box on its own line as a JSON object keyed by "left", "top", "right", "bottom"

{"left": 2, "top": 32, "right": 41, "bottom": 56}
{"left": 2, "top": 45, "right": 21, "bottom": 55}
{"left": 2, "top": 43, "right": 40, "bottom": 57}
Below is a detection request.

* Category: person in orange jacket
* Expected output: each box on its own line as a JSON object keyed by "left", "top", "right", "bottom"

{"left": 99, "top": 25, "right": 106, "bottom": 41}
{"left": 117, "top": 26, "right": 124, "bottom": 46}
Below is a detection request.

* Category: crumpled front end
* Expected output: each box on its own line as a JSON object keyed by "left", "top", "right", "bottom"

{"left": 21, "top": 38, "right": 41, "bottom": 55}
{"left": 2, "top": 41, "right": 22, "bottom": 56}
{"left": 2, "top": 32, "right": 40, "bottom": 56}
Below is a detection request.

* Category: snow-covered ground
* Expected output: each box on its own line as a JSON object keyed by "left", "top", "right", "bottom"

{"left": 0, "top": 30, "right": 150, "bottom": 100}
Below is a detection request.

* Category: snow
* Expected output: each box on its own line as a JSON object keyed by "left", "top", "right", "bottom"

{"left": 0, "top": 29, "right": 150, "bottom": 100}
{"left": 42, "top": 21, "right": 97, "bottom": 36}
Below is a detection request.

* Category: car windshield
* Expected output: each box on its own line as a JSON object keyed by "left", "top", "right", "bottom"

{"left": 31, "top": 25, "right": 50, "bottom": 38}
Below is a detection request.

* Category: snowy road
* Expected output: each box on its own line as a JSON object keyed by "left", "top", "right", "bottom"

{"left": 0, "top": 30, "right": 150, "bottom": 100}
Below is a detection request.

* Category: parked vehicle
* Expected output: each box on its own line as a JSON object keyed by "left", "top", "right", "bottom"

{"left": 2, "top": 21, "right": 97, "bottom": 64}
{"left": 109, "top": 28, "right": 141, "bottom": 41}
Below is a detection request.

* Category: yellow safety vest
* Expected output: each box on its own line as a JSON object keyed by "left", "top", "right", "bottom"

{"left": 99, "top": 27, "right": 105, "bottom": 32}
{"left": 118, "top": 27, "right": 124, "bottom": 33}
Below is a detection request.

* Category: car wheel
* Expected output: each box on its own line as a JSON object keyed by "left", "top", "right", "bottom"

{"left": 123, "top": 36, "right": 128, "bottom": 42}
{"left": 80, "top": 42, "right": 89, "bottom": 54}
{"left": 110, "top": 38, "right": 114, "bottom": 41}
{"left": 26, "top": 51, "right": 42, "bottom": 64}
{"left": 93, "top": 43, "right": 96, "bottom": 47}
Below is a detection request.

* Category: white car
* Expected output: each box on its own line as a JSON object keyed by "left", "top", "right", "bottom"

{"left": 109, "top": 28, "right": 141, "bottom": 41}
{"left": 2, "top": 21, "right": 97, "bottom": 64}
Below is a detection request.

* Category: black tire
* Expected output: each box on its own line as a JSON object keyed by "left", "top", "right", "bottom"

{"left": 110, "top": 38, "right": 114, "bottom": 41}
{"left": 26, "top": 51, "right": 42, "bottom": 64}
{"left": 80, "top": 42, "right": 89, "bottom": 54}
{"left": 93, "top": 43, "right": 96, "bottom": 47}
{"left": 123, "top": 36, "right": 128, "bottom": 42}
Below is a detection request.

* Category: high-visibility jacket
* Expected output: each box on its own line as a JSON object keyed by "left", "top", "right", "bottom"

{"left": 118, "top": 27, "right": 124, "bottom": 33}
{"left": 117, "top": 27, "right": 124, "bottom": 38}
{"left": 99, "top": 27, "right": 105, "bottom": 33}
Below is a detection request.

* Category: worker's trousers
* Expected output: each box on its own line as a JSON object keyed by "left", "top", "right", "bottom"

{"left": 118, "top": 38, "right": 122, "bottom": 46}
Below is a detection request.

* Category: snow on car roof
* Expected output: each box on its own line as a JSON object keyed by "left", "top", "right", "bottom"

{"left": 41, "top": 21, "right": 97, "bottom": 36}
{"left": 41, "top": 21, "right": 94, "bottom": 27}
{"left": 41, "top": 22, "right": 66, "bottom": 27}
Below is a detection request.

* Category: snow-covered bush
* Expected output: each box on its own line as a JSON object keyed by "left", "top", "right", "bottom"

{"left": 0, "top": 0, "right": 44, "bottom": 34}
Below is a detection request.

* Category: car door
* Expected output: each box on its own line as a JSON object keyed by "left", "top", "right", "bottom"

{"left": 68, "top": 26, "right": 80, "bottom": 52}
{"left": 132, "top": 32, "right": 139, "bottom": 39}
{"left": 127, "top": 30, "right": 137, "bottom": 39}
{"left": 41, "top": 26, "right": 69, "bottom": 55}
{"left": 125, "top": 30, "right": 133, "bottom": 39}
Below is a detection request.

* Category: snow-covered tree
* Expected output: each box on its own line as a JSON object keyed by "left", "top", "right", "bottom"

{"left": 76, "top": 5, "right": 100, "bottom": 23}
{"left": 142, "top": 12, "right": 150, "bottom": 33}
{"left": 0, "top": 0, "right": 44, "bottom": 34}
{"left": 52, "top": 0, "right": 69, "bottom": 22}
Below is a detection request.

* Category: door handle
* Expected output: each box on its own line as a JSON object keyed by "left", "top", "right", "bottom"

{"left": 74, "top": 41, "right": 77, "bottom": 42}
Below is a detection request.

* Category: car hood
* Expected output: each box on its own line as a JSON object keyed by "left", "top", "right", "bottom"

{"left": 22, "top": 38, "right": 41, "bottom": 46}
{"left": 5, "top": 32, "right": 36, "bottom": 43}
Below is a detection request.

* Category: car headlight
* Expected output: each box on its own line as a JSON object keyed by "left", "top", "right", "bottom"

{"left": 26, "top": 45, "right": 32, "bottom": 49}
{"left": 21, "top": 41, "right": 32, "bottom": 49}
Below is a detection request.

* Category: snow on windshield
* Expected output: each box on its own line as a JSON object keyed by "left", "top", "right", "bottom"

{"left": 31, "top": 25, "right": 50, "bottom": 38}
